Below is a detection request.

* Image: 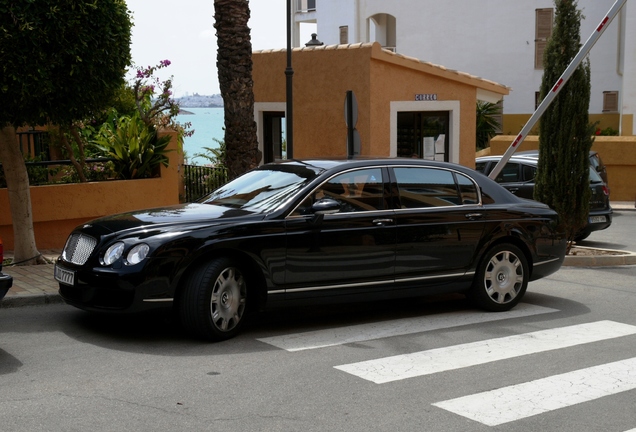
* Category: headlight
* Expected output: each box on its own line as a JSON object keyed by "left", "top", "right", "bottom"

{"left": 103, "top": 242, "right": 124, "bottom": 265}
{"left": 126, "top": 243, "right": 150, "bottom": 265}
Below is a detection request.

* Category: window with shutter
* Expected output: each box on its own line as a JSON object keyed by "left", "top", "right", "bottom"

{"left": 603, "top": 91, "right": 619, "bottom": 112}
{"left": 535, "top": 9, "right": 553, "bottom": 69}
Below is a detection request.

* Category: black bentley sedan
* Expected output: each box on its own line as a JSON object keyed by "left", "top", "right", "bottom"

{"left": 55, "top": 159, "right": 567, "bottom": 340}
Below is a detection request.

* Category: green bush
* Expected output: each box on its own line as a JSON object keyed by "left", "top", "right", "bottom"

{"left": 93, "top": 112, "right": 172, "bottom": 179}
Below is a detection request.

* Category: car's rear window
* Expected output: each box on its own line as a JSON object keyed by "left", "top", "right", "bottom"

{"left": 589, "top": 166, "right": 603, "bottom": 183}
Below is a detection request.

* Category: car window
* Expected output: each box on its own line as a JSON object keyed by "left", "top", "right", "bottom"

{"left": 474, "top": 161, "right": 489, "bottom": 174}
{"left": 394, "top": 167, "right": 463, "bottom": 208}
{"left": 292, "top": 168, "right": 385, "bottom": 215}
{"left": 495, "top": 163, "right": 520, "bottom": 183}
{"left": 588, "top": 166, "right": 603, "bottom": 183}
{"left": 455, "top": 172, "right": 480, "bottom": 205}
{"left": 521, "top": 164, "right": 537, "bottom": 182}
{"left": 589, "top": 153, "right": 600, "bottom": 170}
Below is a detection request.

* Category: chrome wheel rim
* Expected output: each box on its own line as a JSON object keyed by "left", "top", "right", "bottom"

{"left": 210, "top": 267, "right": 246, "bottom": 332}
{"left": 483, "top": 250, "right": 524, "bottom": 304}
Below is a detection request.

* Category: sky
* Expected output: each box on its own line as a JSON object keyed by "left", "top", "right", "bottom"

{"left": 125, "top": 0, "right": 315, "bottom": 97}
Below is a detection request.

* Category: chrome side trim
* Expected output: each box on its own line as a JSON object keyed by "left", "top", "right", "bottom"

{"left": 142, "top": 298, "right": 174, "bottom": 303}
{"left": 287, "top": 279, "right": 390, "bottom": 293}
{"left": 282, "top": 271, "right": 469, "bottom": 294}
{"left": 395, "top": 271, "right": 473, "bottom": 284}
{"left": 533, "top": 257, "right": 561, "bottom": 266}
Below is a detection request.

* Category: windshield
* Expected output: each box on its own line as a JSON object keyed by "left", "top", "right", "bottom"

{"left": 199, "top": 166, "right": 318, "bottom": 213}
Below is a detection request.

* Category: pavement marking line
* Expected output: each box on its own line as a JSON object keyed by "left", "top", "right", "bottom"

{"left": 433, "top": 356, "right": 636, "bottom": 426}
{"left": 334, "top": 320, "right": 636, "bottom": 384}
{"left": 257, "top": 303, "right": 558, "bottom": 351}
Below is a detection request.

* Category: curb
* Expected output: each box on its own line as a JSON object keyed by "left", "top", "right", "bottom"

{"left": 563, "top": 247, "right": 636, "bottom": 267}
{"left": 1, "top": 293, "right": 64, "bottom": 309}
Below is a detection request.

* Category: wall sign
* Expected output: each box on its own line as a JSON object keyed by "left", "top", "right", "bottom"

{"left": 415, "top": 94, "right": 438, "bottom": 101}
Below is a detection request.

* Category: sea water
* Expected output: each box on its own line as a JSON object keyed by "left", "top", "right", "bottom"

{"left": 176, "top": 107, "right": 225, "bottom": 166}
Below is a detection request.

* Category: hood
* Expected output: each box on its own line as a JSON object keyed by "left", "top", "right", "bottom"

{"left": 83, "top": 203, "right": 266, "bottom": 234}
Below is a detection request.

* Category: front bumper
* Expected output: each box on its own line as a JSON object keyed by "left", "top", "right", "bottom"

{"left": 55, "top": 260, "right": 174, "bottom": 313}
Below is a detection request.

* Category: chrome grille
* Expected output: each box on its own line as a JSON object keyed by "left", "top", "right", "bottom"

{"left": 62, "top": 233, "right": 97, "bottom": 265}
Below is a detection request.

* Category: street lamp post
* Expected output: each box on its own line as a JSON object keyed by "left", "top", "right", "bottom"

{"left": 285, "top": 0, "right": 294, "bottom": 159}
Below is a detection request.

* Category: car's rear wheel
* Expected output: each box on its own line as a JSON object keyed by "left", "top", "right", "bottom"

{"left": 179, "top": 258, "right": 248, "bottom": 341}
{"left": 470, "top": 244, "right": 528, "bottom": 312}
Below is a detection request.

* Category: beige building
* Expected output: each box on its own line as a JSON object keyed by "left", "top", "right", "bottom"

{"left": 252, "top": 42, "right": 509, "bottom": 168}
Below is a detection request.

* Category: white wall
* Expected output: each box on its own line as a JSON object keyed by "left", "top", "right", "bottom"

{"left": 309, "top": 0, "right": 628, "bottom": 117}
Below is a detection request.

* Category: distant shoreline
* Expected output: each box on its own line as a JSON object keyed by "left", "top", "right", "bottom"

{"left": 175, "top": 94, "right": 223, "bottom": 109}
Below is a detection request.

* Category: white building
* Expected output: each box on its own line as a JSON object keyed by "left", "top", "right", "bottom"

{"left": 292, "top": 0, "right": 636, "bottom": 136}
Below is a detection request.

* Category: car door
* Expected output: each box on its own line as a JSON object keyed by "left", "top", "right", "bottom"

{"left": 483, "top": 160, "right": 536, "bottom": 200}
{"left": 284, "top": 167, "right": 396, "bottom": 298}
{"left": 391, "top": 166, "right": 485, "bottom": 284}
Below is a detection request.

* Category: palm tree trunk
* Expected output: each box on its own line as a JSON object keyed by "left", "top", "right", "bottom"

{"left": 214, "top": 0, "right": 262, "bottom": 180}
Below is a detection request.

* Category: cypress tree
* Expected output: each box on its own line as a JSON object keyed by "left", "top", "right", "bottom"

{"left": 534, "top": 0, "right": 593, "bottom": 242}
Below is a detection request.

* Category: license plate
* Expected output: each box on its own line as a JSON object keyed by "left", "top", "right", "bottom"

{"left": 54, "top": 265, "right": 76, "bottom": 286}
{"left": 589, "top": 215, "right": 607, "bottom": 224}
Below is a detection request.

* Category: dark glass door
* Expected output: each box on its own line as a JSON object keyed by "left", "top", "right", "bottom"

{"left": 263, "top": 112, "right": 285, "bottom": 163}
{"left": 397, "top": 111, "right": 449, "bottom": 161}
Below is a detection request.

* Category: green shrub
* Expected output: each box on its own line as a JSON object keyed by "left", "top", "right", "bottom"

{"left": 93, "top": 112, "right": 172, "bottom": 179}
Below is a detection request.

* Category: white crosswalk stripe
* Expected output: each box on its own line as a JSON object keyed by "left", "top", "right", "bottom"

{"left": 334, "top": 320, "right": 636, "bottom": 383}
{"left": 433, "top": 357, "right": 636, "bottom": 426}
{"left": 257, "top": 303, "right": 558, "bottom": 351}
{"left": 259, "top": 306, "right": 636, "bottom": 428}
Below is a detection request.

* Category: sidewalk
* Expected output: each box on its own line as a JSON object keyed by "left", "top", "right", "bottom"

{"left": 1, "top": 201, "right": 635, "bottom": 308}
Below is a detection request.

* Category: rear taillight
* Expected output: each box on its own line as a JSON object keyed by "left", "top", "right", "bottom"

{"left": 602, "top": 185, "right": 610, "bottom": 196}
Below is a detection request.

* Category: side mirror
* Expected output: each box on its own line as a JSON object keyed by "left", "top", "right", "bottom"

{"left": 311, "top": 198, "right": 341, "bottom": 215}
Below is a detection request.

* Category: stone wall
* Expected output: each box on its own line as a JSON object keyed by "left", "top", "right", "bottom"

{"left": 0, "top": 130, "right": 183, "bottom": 250}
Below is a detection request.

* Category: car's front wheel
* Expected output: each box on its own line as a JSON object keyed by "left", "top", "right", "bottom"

{"left": 470, "top": 244, "right": 528, "bottom": 312}
{"left": 179, "top": 258, "right": 248, "bottom": 341}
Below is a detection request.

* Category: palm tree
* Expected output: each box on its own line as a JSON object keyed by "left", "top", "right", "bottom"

{"left": 476, "top": 101, "right": 501, "bottom": 150}
{"left": 214, "top": 0, "right": 262, "bottom": 180}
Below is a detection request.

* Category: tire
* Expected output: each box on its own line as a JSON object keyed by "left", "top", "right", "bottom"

{"left": 179, "top": 258, "right": 248, "bottom": 341}
{"left": 470, "top": 244, "right": 529, "bottom": 312}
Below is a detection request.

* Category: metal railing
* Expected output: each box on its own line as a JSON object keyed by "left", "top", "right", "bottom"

{"left": 1, "top": 149, "right": 228, "bottom": 203}
{"left": 0, "top": 158, "right": 116, "bottom": 187}
{"left": 183, "top": 164, "right": 227, "bottom": 202}
{"left": 17, "top": 129, "right": 50, "bottom": 160}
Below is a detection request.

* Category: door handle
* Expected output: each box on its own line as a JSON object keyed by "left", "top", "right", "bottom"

{"left": 372, "top": 218, "right": 393, "bottom": 226}
{"left": 465, "top": 213, "right": 483, "bottom": 220}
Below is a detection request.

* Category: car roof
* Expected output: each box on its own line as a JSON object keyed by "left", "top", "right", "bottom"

{"left": 267, "top": 158, "right": 481, "bottom": 175}
{"left": 265, "top": 158, "right": 524, "bottom": 204}
{"left": 476, "top": 155, "right": 538, "bottom": 165}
